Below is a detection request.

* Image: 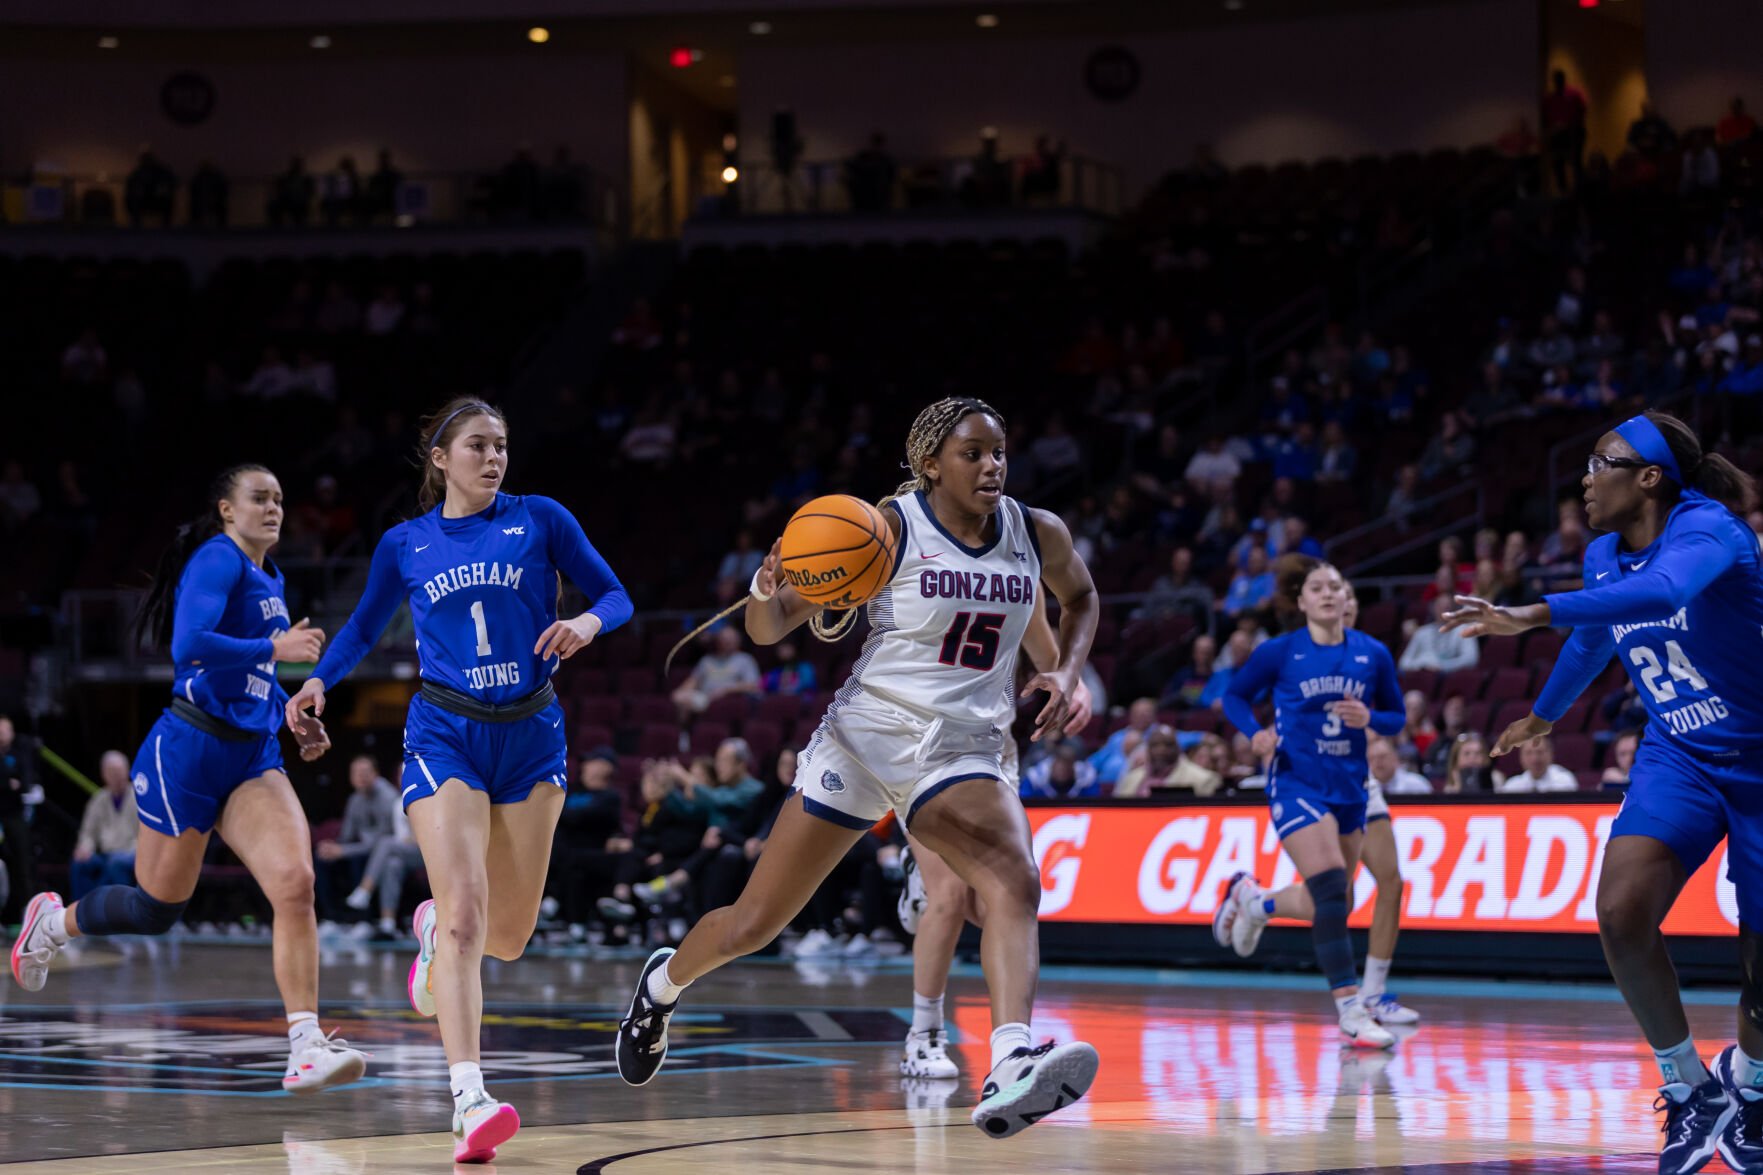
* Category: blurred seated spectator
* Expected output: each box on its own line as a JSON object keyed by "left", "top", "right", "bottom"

{"left": 1222, "top": 546, "right": 1274, "bottom": 621}
{"left": 314, "top": 281, "right": 363, "bottom": 335}
{"left": 1030, "top": 413, "right": 1084, "bottom": 476}
{"left": 1021, "top": 738, "right": 1099, "bottom": 799}
{"left": 60, "top": 327, "right": 108, "bottom": 387}
{"left": 1599, "top": 680, "right": 1648, "bottom": 744}
{"left": 1134, "top": 547, "right": 1213, "bottom": 626}
{"left": 1113, "top": 724, "right": 1223, "bottom": 798}
{"left": 365, "top": 285, "right": 407, "bottom": 336}
{"left": 1385, "top": 464, "right": 1423, "bottom": 529}
{"left": 621, "top": 401, "right": 678, "bottom": 465}
{"left": 1159, "top": 636, "right": 1218, "bottom": 710}
{"left": 612, "top": 298, "right": 663, "bottom": 351}
{"left": 1717, "top": 95, "right": 1758, "bottom": 146}
{"left": 1396, "top": 690, "right": 1437, "bottom": 766}
{"left": 1282, "top": 516, "right": 1324, "bottom": 559}
{"left": 1315, "top": 421, "right": 1358, "bottom": 482}
{"left": 268, "top": 156, "right": 315, "bottom": 226}
{"left": 1463, "top": 363, "right": 1523, "bottom": 432}
{"left": 289, "top": 350, "right": 338, "bottom": 401}
{"left": 1185, "top": 435, "right": 1240, "bottom": 491}
{"left": 241, "top": 347, "right": 295, "bottom": 399}
{"left": 698, "top": 749, "right": 793, "bottom": 916}
{"left": 1399, "top": 597, "right": 1480, "bottom": 673}
{"left": 715, "top": 529, "right": 766, "bottom": 602}
{"left": 763, "top": 640, "right": 819, "bottom": 696}
{"left": 189, "top": 160, "right": 229, "bottom": 227}
{"left": 1538, "top": 499, "right": 1587, "bottom": 570}
{"left": 1626, "top": 102, "right": 1677, "bottom": 155}
{"left": 1682, "top": 131, "right": 1722, "bottom": 194}
{"left": 1086, "top": 697, "right": 1157, "bottom": 785}
{"left": 0, "top": 460, "right": 43, "bottom": 529}
{"left": 124, "top": 146, "right": 176, "bottom": 227}
{"left": 1498, "top": 735, "right": 1579, "bottom": 793}
{"left": 1442, "top": 732, "right": 1505, "bottom": 794}
{"left": 314, "top": 755, "right": 398, "bottom": 926}
{"left": 596, "top": 759, "right": 712, "bottom": 928}
{"left": 69, "top": 751, "right": 138, "bottom": 900}
{"left": 1602, "top": 730, "right": 1639, "bottom": 791}
{"left": 343, "top": 766, "right": 425, "bottom": 939}
{"left": 1222, "top": 731, "right": 1263, "bottom": 789}
{"left": 673, "top": 626, "right": 761, "bottom": 721}
{"left": 1368, "top": 737, "right": 1432, "bottom": 796}
{"left": 1527, "top": 315, "right": 1576, "bottom": 370}
{"left": 1423, "top": 696, "right": 1470, "bottom": 779}
{"left": 633, "top": 740, "right": 772, "bottom": 911}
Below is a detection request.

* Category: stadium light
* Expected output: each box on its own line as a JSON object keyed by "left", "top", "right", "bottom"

{"left": 976, "top": 13, "right": 1000, "bottom": 28}
{"left": 97, "top": 35, "right": 119, "bottom": 49}
{"left": 309, "top": 34, "right": 332, "bottom": 49}
{"left": 527, "top": 27, "right": 550, "bottom": 43}
{"left": 749, "top": 20, "right": 772, "bottom": 35}
{"left": 721, "top": 166, "right": 739, "bottom": 183}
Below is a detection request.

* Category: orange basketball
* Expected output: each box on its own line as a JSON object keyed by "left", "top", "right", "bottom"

{"left": 779, "top": 494, "right": 897, "bottom": 609}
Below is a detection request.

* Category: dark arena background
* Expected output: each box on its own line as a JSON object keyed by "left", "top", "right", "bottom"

{"left": 2, "top": 0, "right": 1763, "bottom": 1171}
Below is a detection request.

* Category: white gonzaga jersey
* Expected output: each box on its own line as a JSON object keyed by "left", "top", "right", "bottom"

{"left": 840, "top": 490, "right": 1043, "bottom": 727}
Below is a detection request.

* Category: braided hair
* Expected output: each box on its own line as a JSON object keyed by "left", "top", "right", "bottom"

{"left": 664, "top": 397, "right": 1008, "bottom": 672}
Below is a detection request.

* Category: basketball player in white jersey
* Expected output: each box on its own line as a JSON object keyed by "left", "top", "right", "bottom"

{"left": 897, "top": 592, "right": 1093, "bottom": 1084}
{"left": 616, "top": 397, "right": 1102, "bottom": 1139}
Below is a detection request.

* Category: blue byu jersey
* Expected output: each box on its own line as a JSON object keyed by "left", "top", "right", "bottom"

{"left": 314, "top": 493, "right": 632, "bottom": 701}
{"left": 170, "top": 534, "right": 291, "bottom": 735}
{"left": 1535, "top": 496, "right": 1763, "bottom": 757}
{"left": 1221, "top": 628, "right": 1405, "bottom": 788}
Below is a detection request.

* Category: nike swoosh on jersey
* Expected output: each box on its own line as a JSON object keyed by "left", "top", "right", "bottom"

{"left": 919, "top": 551, "right": 943, "bottom": 560}
{"left": 1595, "top": 571, "right": 1609, "bottom": 580}
{"left": 1632, "top": 558, "right": 1650, "bottom": 569}
{"left": 415, "top": 544, "right": 431, "bottom": 552}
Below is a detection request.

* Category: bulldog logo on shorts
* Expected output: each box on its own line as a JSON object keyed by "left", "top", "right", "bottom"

{"left": 821, "top": 770, "right": 845, "bottom": 793}
{"left": 1272, "top": 802, "right": 1284, "bottom": 821}
{"left": 133, "top": 773, "right": 150, "bottom": 797}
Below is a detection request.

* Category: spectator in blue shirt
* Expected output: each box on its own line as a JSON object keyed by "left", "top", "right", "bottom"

{"left": 1200, "top": 630, "right": 1257, "bottom": 710}
{"left": 1021, "top": 738, "right": 1100, "bottom": 799}
{"left": 762, "top": 640, "right": 819, "bottom": 696}
{"left": 1270, "top": 422, "right": 1319, "bottom": 482}
{"left": 1086, "top": 697, "right": 1157, "bottom": 785}
{"left": 1223, "top": 546, "right": 1275, "bottom": 619}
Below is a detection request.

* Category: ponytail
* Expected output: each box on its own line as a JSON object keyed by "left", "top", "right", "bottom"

{"left": 135, "top": 464, "right": 271, "bottom": 649}
{"left": 1271, "top": 552, "right": 1326, "bottom": 632}
{"left": 1644, "top": 410, "right": 1758, "bottom": 514}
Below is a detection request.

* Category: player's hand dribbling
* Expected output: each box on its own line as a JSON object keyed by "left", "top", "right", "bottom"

{"left": 1022, "top": 669, "right": 1079, "bottom": 742}
{"left": 1250, "top": 727, "right": 1279, "bottom": 760}
{"left": 293, "top": 712, "right": 332, "bottom": 762}
{"left": 272, "top": 618, "right": 325, "bottom": 663}
{"left": 535, "top": 613, "right": 603, "bottom": 661}
{"left": 754, "top": 538, "right": 785, "bottom": 601}
{"left": 1492, "top": 712, "right": 1553, "bottom": 758}
{"left": 1329, "top": 698, "right": 1372, "bottom": 729}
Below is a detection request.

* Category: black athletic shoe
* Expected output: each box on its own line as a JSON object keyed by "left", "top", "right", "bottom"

{"left": 969, "top": 1040, "right": 1099, "bottom": 1141}
{"left": 616, "top": 947, "right": 679, "bottom": 1087}
{"left": 1714, "top": 1045, "right": 1763, "bottom": 1173}
{"left": 1656, "top": 1072, "right": 1735, "bottom": 1175}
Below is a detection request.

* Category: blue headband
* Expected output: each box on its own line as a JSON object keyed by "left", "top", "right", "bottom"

{"left": 428, "top": 401, "right": 493, "bottom": 449}
{"left": 1613, "top": 415, "right": 1686, "bottom": 486}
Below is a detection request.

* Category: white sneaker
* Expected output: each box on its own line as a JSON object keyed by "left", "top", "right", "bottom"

{"left": 452, "top": 1090, "right": 520, "bottom": 1164}
{"left": 344, "top": 887, "right": 371, "bottom": 912}
{"left": 346, "top": 921, "right": 375, "bottom": 941}
{"left": 898, "top": 845, "right": 928, "bottom": 936}
{"left": 407, "top": 899, "right": 437, "bottom": 1017}
{"left": 1339, "top": 999, "right": 1397, "bottom": 1050}
{"left": 10, "top": 891, "right": 65, "bottom": 992}
{"left": 1230, "top": 878, "right": 1270, "bottom": 958}
{"left": 793, "top": 928, "right": 837, "bottom": 957}
{"left": 971, "top": 1040, "right": 1100, "bottom": 1140}
{"left": 283, "top": 1029, "right": 368, "bottom": 1093}
{"left": 843, "top": 932, "right": 877, "bottom": 957}
{"left": 900, "top": 1027, "right": 959, "bottom": 1079}
{"left": 1214, "top": 871, "right": 1251, "bottom": 949}
{"left": 1365, "top": 992, "right": 1421, "bottom": 1026}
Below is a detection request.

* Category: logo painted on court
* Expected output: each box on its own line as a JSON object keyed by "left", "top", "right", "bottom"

{"left": 0, "top": 1003, "right": 907, "bottom": 1095}
{"left": 821, "top": 770, "right": 845, "bottom": 793}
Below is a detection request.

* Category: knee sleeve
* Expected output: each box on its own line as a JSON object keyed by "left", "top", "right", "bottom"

{"left": 75, "top": 884, "right": 188, "bottom": 937}
{"left": 1304, "top": 867, "right": 1358, "bottom": 991}
{"left": 1742, "top": 923, "right": 1763, "bottom": 1036}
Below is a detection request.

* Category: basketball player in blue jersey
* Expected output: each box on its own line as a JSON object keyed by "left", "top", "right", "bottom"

{"left": 1216, "top": 555, "right": 1407, "bottom": 1049}
{"left": 1214, "top": 585, "right": 1423, "bottom": 1029}
{"left": 1443, "top": 411, "right": 1763, "bottom": 1175}
{"left": 9, "top": 465, "right": 368, "bottom": 1093}
{"left": 284, "top": 398, "right": 632, "bottom": 1165}
{"left": 617, "top": 397, "right": 1103, "bottom": 1140}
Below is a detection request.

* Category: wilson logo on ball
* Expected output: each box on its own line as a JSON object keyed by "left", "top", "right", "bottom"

{"left": 786, "top": 565, "right": 850, "bottom": 588}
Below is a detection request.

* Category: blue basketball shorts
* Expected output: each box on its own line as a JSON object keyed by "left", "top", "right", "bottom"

{"left": 1267, "top": 758, "right": 1368, "bottom": 840}
{"left": 1613, "top": 734, "right": 1763, "bottom": 927}
{"left": 400, "top": 691, "right": 569, "bottom": 809}
{"left": 130, "top": 709, "right": 285, "bottom": 837}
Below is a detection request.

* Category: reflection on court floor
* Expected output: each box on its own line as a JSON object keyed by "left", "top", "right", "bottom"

{"left": 0, "top": 940, "right": 1740, "bottom": 1172}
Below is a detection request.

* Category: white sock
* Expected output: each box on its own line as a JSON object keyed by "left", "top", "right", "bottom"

{"left": 1361, "top": 955, "right": 1393, "bottom": 1001}
{"left": 646, "top": 957, "right": 687, "bottom": 1005}
{"left": 1334, "top": 993, "right": 1360, "bottom": 1017}
{"left": 450, "top": 1061, "right": 485, "bottom": 1104}
{"left": 378, "top": 916, "right": 395, "bottom": 934}
{"left": 989, "top": 1022, "right": 1032, "bottom": 1069}
{"left": 1654, "top": 1036, "right": 1710, "bottom": 1086}
{"left": 46, "top": 907, "right": 70, "bottom": 946}
{"left": 912, "top": 992, "right": 944, "bottom": 1036}
{"left": 1734, "top": 1046, "right": 1763, "bottom": 1090}
{"left": 287, "top": 1011, "right": 322, "bottom": 1049}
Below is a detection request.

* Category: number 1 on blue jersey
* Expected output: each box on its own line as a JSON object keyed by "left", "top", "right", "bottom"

{"left": 470, "top": 600, "right": 493, "bottom": 657}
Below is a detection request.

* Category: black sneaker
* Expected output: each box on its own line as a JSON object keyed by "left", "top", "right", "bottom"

{"left": 616, "top": 948, "right": 679, "bottom": 1087}
{"left": 1714, "top": 1045, "right": 1763, "bottom": 1173}
{"left": 1656, "top": 1072, "right": 1735, "bottom": 1175}
{"left": 969, "top": 1040, "right": 1099, "bottom": 1141}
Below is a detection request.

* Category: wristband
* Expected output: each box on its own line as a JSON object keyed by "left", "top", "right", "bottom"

{"left": 749, "top": 567, "right": 774, "bottom": 602}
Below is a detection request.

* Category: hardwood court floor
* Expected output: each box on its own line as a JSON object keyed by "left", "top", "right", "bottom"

{"left": 0, "top": 937, "right": 1742, "bottom": 1172}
